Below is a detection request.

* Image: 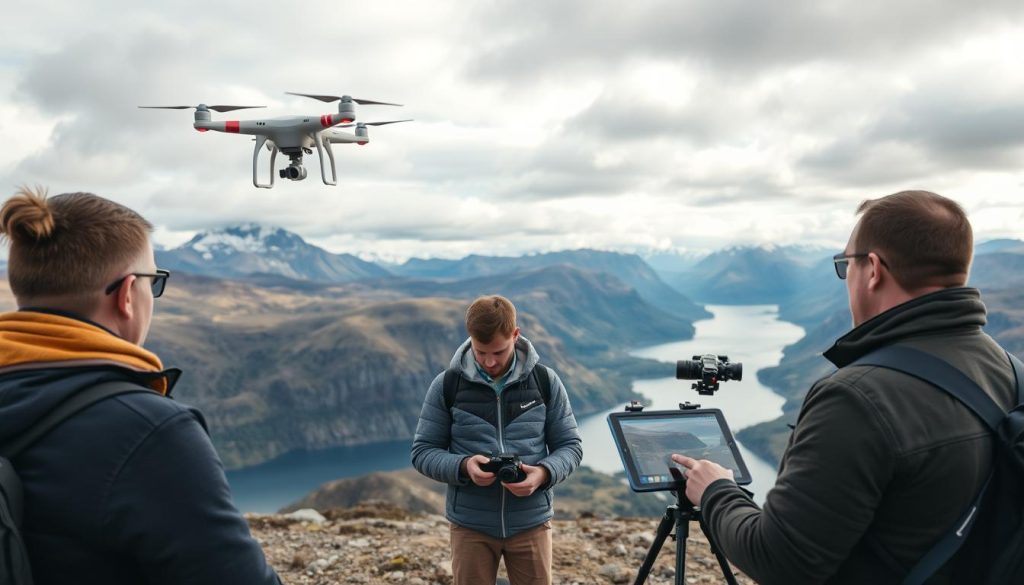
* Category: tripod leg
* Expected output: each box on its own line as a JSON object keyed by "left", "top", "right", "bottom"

{"left": 676, "top": 509, "right": 691, "bottom": 585}
{"left": 634, "top": 505, "right": 678, "bottom": 585}
{"left": 699, "top": 515, "right": 740, "bottom": 585}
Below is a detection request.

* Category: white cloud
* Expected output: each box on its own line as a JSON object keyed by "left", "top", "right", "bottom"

{"left": 0, "top": 0, "right": 1022, "bottom": 262}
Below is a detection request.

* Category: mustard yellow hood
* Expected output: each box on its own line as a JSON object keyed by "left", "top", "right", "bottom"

{"left": 0, "top": 310, "right": 169, "bottom": 395}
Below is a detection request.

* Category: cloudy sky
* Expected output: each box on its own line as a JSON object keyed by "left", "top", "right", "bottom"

{"left": 2, "top": 1, "right": 1023, "bottom": 261}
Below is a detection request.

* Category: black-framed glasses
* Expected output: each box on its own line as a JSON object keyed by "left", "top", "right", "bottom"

{"left": 833, "top": 253, "right": 888, "bottom": 280}
{"left": 104, "top": 269, "right": 171, "bottom": 298}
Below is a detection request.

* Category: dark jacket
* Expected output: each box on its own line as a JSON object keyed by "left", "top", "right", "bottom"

{"left": 0, "top": 315, "right": 280, "bottom": 584}
{"left": 701, "top": 287, "right": 1016, "bottom": 585}
{"left": 410, "top": 336, "right": 582, "bottom": 539}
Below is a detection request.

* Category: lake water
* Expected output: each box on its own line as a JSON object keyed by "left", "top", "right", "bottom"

{"left": 576, "top": 305, "right": 805, "bottom": 504}
{"left": 227, "top": 440, "right": 414, "bottom": 513}
{"left": 227, "top": 304, "right": 803, "bottom": 512}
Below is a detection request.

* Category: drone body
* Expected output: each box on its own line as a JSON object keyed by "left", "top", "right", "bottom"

{"left": 141, "top": 93, "right": 410, "bottom": 188}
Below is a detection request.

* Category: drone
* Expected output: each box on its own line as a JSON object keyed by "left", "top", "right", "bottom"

{"left": 140, "top": 92, "right": 411, "bottom": 188}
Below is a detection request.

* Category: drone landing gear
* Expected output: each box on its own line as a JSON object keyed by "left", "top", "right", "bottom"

{"left": 252, "top": 136, "right": 278, "bottom": 189}
{"left": 313, "top": 132, "right": 338, "bottom": 186}
{"left": 251, "top": 138, "right": 337, "bottom": 188}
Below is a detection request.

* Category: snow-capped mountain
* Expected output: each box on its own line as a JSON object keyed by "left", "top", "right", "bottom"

{"left": 156, "top": 224, "right": 390, "bottom": 283}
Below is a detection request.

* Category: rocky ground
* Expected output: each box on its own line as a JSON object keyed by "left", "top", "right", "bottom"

{"left": 250, "top": 502, "right": 755, "bottom": 584}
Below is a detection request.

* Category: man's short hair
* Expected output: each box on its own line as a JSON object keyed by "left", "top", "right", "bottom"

{"left": 0, "top": 187, "right": 153, "bottom": 302}
{"left": 466, "top": 295, "right": 517, "bottom": 343}
{"left": 854, "top": 190, "right": 972, "bottom": 290}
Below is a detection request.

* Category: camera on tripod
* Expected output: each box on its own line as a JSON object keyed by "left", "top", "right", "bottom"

{"left": 676, "top": 354, "right": 742, "bottom": 395}
{"left": 607, "top": 350, "right": 749, "bottom": 585}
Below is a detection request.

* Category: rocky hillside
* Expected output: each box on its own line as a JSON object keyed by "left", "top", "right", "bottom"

{"left": 0, "top": 266, "right": 688, "bottom": 469}
{"left": 251, "top": 502, "right": 755, "bottom": 584}
{"left": 281, "top": 467, "right": 672, "bottom": 520}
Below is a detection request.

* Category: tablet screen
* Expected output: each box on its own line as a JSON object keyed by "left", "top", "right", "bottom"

{"left": 608, "top": 409, "right": 751, "bottom": 491}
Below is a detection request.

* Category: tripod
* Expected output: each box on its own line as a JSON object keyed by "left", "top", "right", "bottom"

{"left": 633, "top": 485, "right": 739, "bottom": 585}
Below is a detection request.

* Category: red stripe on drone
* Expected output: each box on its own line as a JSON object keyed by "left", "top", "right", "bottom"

{"left": 321, "top": 115, "right": 332, "bottom": 128}
{"left": 225, "top": 121, "right": 240, "bottom": 133}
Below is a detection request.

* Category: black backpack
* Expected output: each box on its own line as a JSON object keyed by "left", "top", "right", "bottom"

{"left": 442, "top": 364, "right": 551, "bottom": 411}
{"left": 0, "top": 381, "right": 150, "bottom": 585}
{"left": 853, "top": 345, "right": 1024, "bottom": 585}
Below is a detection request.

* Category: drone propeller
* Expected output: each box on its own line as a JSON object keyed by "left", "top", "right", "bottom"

{"left": 338, "top": 119, "right": 414, "bottom": 128}
{"left": 285, "top": 92, "right": 401, "bottom": 106}
{"left": 138, "top": 104, "right": 265, "bottom": 113}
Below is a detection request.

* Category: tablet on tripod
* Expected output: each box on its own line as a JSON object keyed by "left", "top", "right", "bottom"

{"left": 608, "top": 408, "right": 752, "bottom": 492}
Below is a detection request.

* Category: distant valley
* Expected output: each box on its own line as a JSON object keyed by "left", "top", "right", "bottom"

{"left": 4, "top": 231, "right": 1023, "bottom": 485}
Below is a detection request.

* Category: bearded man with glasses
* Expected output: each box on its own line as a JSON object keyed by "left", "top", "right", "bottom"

{"left": 0, "top": 188, "right": 281, "bottom": 585}
{"left": 671, "top": 190, "right": 1019, "bottom": 584}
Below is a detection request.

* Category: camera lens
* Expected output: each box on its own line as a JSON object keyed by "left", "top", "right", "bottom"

{"left": 675, "top": 360, "right": 702, "bottom": 380}
{"left": 723, "top": 361, "right": 743, "bottom": 381}
{"left": 498, "top": 466, "right": 518, "bottom": 483}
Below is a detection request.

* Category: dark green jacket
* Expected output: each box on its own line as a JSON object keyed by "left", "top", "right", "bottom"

{"left": 702, "top": 287, "right": 1017, "bottom": 585}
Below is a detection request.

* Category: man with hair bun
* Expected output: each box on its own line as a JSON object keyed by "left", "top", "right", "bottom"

{"left": 0, "top": 188, "right": 281, "bottom": 584}
{"left": 412, "top": 294, "right": 582, "bottom": 585}
{"left": 672, "top": 190, "right": 1019, "bottom": 584}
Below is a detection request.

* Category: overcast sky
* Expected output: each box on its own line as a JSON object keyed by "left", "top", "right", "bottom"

{"left": 2, "top": 1, "right": 1023, "bottom": 262}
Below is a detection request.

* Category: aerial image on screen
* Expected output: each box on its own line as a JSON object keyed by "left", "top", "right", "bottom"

{"left": 620, "top": 415, "right": 741, "bottom": 484}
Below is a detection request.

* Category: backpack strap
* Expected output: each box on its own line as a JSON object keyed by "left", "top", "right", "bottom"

{"left": 851, "top": 345, "right": 1019, "bottom": 585}
{"left": 0, "top": 453, "right": 26, "bottom": 528}
{"left": 533, "top": 364, "right": 551, "bottom": 405}
{"left": 442, "top": 368, "right": 461, "bottom": 411}
{"left": 853, "top": 345, "right": 1006, "bottom": 430}
{"left": 1, "top": 381, "right": 153, "bottom": 459}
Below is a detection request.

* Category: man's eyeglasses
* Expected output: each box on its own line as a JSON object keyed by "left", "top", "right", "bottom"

{"left": 104, "top": 269, "right": 171, "bottom": 298}
{"left": 833, "top": 253, "right": 888, "bottom": 280}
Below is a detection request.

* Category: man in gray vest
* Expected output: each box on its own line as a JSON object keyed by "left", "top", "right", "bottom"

{"left": 411, "top": 295, "right": 582, "bottom": 585}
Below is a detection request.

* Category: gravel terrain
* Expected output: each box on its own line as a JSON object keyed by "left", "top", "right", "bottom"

{"left": 251, "top": 502, "right": 755, "bottom": 584}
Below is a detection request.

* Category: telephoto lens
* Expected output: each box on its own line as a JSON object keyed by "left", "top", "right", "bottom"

{"left": 676, "top": 359, "right": 703, "bottom": 380}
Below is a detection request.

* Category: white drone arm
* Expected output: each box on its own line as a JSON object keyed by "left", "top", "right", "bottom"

{"left": 252, "top": 135, "right": 277, "bottom": 189}
{"left": 325, "top": 130, "right": 360, "bottom": 144}
{"left": 313, "top": 132, "right": 338, "bottom": 186}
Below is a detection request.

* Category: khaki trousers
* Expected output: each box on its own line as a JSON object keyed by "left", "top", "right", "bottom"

{"left": 450, "top": 521, "right": 552, "bottom": 585}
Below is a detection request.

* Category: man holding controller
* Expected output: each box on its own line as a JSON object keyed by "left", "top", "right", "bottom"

{"left": 411, "top": 295, "right": 582, "bottom": 585}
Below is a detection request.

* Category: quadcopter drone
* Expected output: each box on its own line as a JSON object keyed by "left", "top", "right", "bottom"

{"left": 140, "top": 92, "right": 411, "bottom": 188}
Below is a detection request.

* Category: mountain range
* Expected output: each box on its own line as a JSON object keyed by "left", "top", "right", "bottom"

{"left": 157, "top": 224, "right": 389, "bottom": 282}
{"left": 3, "top": 228, "right": 1022, "bottom": 477}
{"left": 391, "top": 250, "right": 709, "bottom": 321}
{"left": 157, "top": 225, "right": 708, "bottom": 322}
{"left": 657, "top": 244, "right": 839, "bottom": 305}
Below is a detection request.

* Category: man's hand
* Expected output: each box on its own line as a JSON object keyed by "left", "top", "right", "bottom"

{"left": 671, "top": 454, "right": 734, "bottom": 505}
{"left": 462, "top": 454, "right": 496, "bottom": 487}
{"left": 503, "top": 463, "right": 549, "bottom": 497}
